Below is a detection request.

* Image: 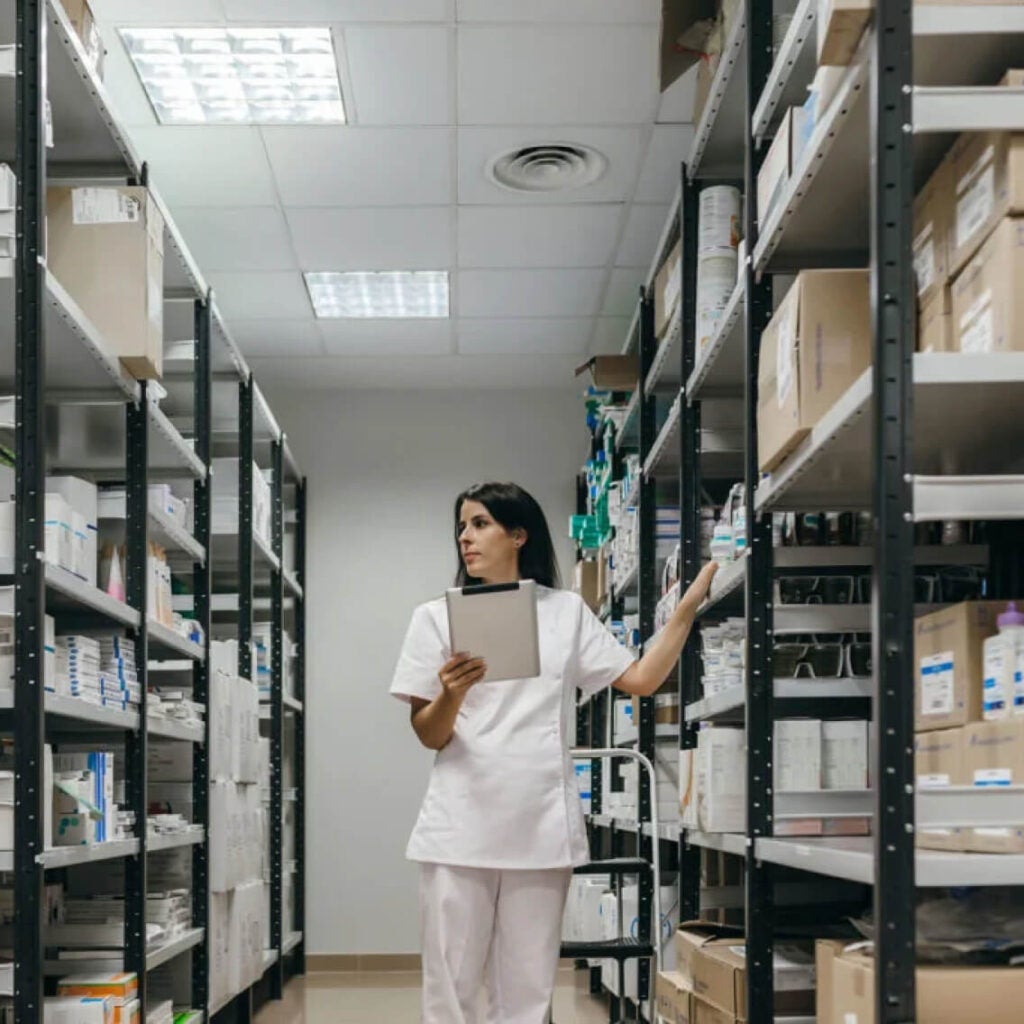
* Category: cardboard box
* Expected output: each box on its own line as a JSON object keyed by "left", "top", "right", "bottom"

{"left": 757, "top": 107, "right": 811, "bottom": 224}
{"left": 692, "top": 999, "right": 733, "bottom": 1024}
{"left": 46, "top": 186, "right": 164, "bottom": 380}
{"left": 815, "top": 939, "right": 849, "bottom": 1024}
{"left": 774, "top": 718, "right": 822, "bottom": 792}
{"left": 822, "top": 944, "right": 1024, "bottom": 1024}
{"left": 914, "top": 601, "right": 1007, "bottom": 732}
{"left": 574, "top": 356, "right": 636, "bottom": 391}
{"left": 915, "top": 726, "right": 967, "bottom": 851}
{"left": 757, "top": 270, "right": 871, "bottom": 473}
{"left": 575, "top": 560, "right": 601, "bottom": 612}
{"left": 817, "top": 0, "right": 873, "bottom": 66}
{"left": 659, "top": 0, "right": 719, "bottom": 93}
{"left": 60, "top": 0, "right": 104, "bottom": 78}
{"left": 657, "top": 970, "right": 695, "bottom": 1024}
{"left": 822, "top": 719, "right": 869, "bottom": 790}
{"left": 948, "top": 129, "right": 1024, "bottom": 276}
{"left": 696, "top": 727, "right": 746, "bottom": 833}
{"left": 44, "top": 996, "right": 114, "bottom": 1024}
{"left": 676, "top": 921, "right": 743, "bottom": 984}
{"left": 917, "top": 288, "right": 954, "bottom": 352}
{"left": 656, "top": 239, "right": 683, "bottom": 339}
{"left": 691, "top": 941, "right": 815, "bottom": 1020}
{"left": 913, "top": 157, "right": 954, "bottom": 304}
{"left": 951, "top": 216, "right": 1024, "bottom": 353}
{"left": 964, "top": 719, "right": 1024, "bottom": 852}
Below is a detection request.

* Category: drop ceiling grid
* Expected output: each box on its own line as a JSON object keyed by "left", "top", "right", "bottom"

{"left": 89, "top": 0, "right": 694, "bottom": 384}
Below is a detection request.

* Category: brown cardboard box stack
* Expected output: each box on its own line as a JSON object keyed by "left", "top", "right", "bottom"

{"left": 816, "top": 939, "right": 1024, "bottom": 1024}
{"left": 911, "top": 72, "right": 1024, "bottom": 352}
{"left": 46, "top": 186, "right": 165, "bottom": 380}
{"left": 913, "top": 602, "right": 1024, "bottom": 853}
{"left": 60, "top": 0, "right": 105, "bottom": 79}
{"left": 756, "top": 270, "right": 872, "bottom": 473}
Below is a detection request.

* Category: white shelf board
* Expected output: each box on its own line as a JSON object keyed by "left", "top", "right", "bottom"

{"left": 913, "top": 476, "right": 1024, "bottom": 523}
{"left": 619, "top": 388, "right": 641, "bottom": 450}
{"left": 254, "top": 532, "right": 281, "bottom": 573}
{"left": 148, "top": 828, "right": 205, "bottom": 854}
{"left": 645, "top": 310, "right": 683, "bottom": 394}
{"left": 39, "top": 837, "right": 140, "bottom": 869}
{"left": 0, "top": 692, "right": 142, "bottom": 732}
{"left": 688, "top": 13, "right": 747, "bottom": 179}
{"left": 588, "top": 814, "right": 639, "bottom": 834}
{"left": 263, "top": 948, "right": 279, "bottom": 971}
{"left": 914, "top": 85, "right": 1024, "bottom": 133}
{"left": 755, "top": 355, "right": 1024, "bottom": 513}
{"left": 612, "top": 561, "right": 639, "bottom": 601}
{"left": 774, "top": 789, "right": 873, "bottom": 820}
{"left": 772, "top": 545, "right": 989, "bottom": 568}
{"left": 684, "top": 829, "right": 747, "bottom": 857}
{"left": 644, "top": 186, "right": 681, "bottom": 293}
{"left": 641, "top": 822, "right": 682, "bottom": 842}
{"left": 0, "top": 270, "right": 138, "bottom": 400}
{"left": 148, "top": 620, "right": 205, "bottom": 663}
{"left": 253, "top": 382, "right": 283, "bottom": 444}
{"left": 283, "top": 569, "right": 304, "bottom": 601}
{"left": 284, "top": 694, "right": 303, "bottom": 714}
{"left": 755, "top": 835, "right": 1024, "bottom": 887}
{"left": 283, "top": 931, "right": 303, "bottom": 955}
{"left": 774, "top": 603, "right": 871, "bottom": 634}
{"left": 752, "top": 0, "right": 818, "bottom": 143}
{"left": 44, "top": 563, "right": 141, "bottom": 628}
{"left": 686, "top": 678, "right": 873, "bottom": 723}
{"left": 149, "top": 404, "right": 206, "bottom": 480}
{"left": 147, "top": 927, "right": 205, "bottom": 973}
{"left": 149, "top": 507, "right": 206, "bottom": 565}
{"left": 686, "top": 279, "right": 745, "bottom": 401}
{"left": 148, "top": 715, "right": 204, "bottom": 743}
{"left": 698, "top": 555, "right": 747, "bottom": 618}
{"left": 916, "top": 786, "right": 1024, "bottom": 829}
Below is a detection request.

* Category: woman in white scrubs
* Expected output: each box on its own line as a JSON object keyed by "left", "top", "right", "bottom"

{"left": 390, "top": 482, "right": 717, "bottom": 1024}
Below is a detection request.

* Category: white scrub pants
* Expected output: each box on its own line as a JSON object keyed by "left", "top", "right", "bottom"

{"left": 419, "top": 862, "right": 573, "bottom": 1024}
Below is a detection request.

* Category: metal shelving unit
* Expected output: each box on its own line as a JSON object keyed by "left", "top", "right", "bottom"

{"left": 6, "top": 2, "right": 306, "bottom": 1019}
{"left": 575, "top": 4, "right": 1024, "bottom": 1022}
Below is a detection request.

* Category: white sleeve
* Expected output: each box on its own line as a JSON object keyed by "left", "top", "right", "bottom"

{"left": 574, "top": 596, "right": 636, "bottom": 698}
{"left": 389, "top": 604, "right": 446, "bottom": 704}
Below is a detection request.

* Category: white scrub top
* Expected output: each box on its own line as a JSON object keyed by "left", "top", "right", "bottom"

{"left": 390, "top": 586, "right": 636, "bottom": 870}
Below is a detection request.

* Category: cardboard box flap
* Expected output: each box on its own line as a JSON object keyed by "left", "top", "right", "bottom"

{"left": 574, "top": 356, "right": 636, "bottom": 390}
{"left": 676, "top": 921, "right": 744, "bottom": 983}
{"left": 660, "top": 0, "right": 719, "bottom": 92}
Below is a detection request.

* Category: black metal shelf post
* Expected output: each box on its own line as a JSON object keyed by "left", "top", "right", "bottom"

{"left": 636, "top": 289, "right": 658, "bottom": 1018}
{"left": 871, "top": 0, "right": 916, "bottom": 1019}
{"left": 13, "top": 1, "right": 47, "bottom": 1018}
{"left": 745, "top": 0, "right": 776, "bottom": 1020}
{"left": 192, "top": 294, "right": 214, "bottom": 1012}
{"left": 269, "top": 440, "right": 285, "bottom": 998}
{"left": 124, "top": 385, "right": 150, "bottom": 1014}
{"left": 677, "top": 165, "right": 702, "bottom": 925}
{"left": 293, "top": 477, "right": 307, "bottom": 976}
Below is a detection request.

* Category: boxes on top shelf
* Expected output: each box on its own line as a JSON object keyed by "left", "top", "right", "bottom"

{"left": 574, "top": 356, "right": 636, "bottom": 391}
{"left": 59, "top": 0, "right": 105, "bottom": 79}
{"left": 951, "top": 216, "right": 1024, "bottom": 354}
{"left": 756, "top": 270, "right": 871, "bottom": 473}
{"left": 816, "top": 0, "right": 873, "bottom": 67}
{"left": 46, "top": 186, "right": 164, "bottom": 380}
{"left": 658, "top": 0, "right": 718, "bottom": 93}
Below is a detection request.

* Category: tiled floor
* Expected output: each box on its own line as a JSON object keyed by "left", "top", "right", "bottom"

{"left": 254, "top": 968, "right": 614, "bottom": 1024}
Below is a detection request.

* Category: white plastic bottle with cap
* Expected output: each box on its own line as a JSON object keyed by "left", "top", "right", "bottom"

{"left": 982, "top": 602, "right": 1024, "bottom": 720}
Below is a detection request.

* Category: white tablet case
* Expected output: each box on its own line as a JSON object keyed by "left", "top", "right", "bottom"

{"left": 445, "top": 580, "right": 541, "bottom": 683}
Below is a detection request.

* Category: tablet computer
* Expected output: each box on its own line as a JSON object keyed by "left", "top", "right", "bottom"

{"left": 445, "top": 579, "right": 541, "bottom": 683}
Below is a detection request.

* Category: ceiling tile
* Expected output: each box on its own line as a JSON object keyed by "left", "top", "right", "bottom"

{"left": 591, "top": 316, "right": 632, "bottom": 354}
{"left": 263, "top": 127, "right": 454, "bottom": 207}
{"left": 248, "top": 354, "right": 580, "bottom": 391}
{"left": 171, "top": 207, "right": 296, "bottom": 272}
{"left": 616, "top": 204, "right": 671, "bottom": 268}
{"left": 125, "top": 127, "right": 278, "bottom": 207}
{"left": 286, "top": 206, "right": 453, "bottom": 270}
{"left": 458, "top": 126, "right": 644, "bottom": 206}
{"left": 91, "top": 0, "right": 226, "bottom": 23}
{"left": 222, "top": 0, "right": 453, "bottom": 20}
{"left": 319, "top": 318, "right": 453, "bottom": 357}
{"left": 93, "top": 32, "right": 157, "bottom": 127}
{"left": 457, "top": 318, "right": 592, "bottom": 355}
{"left": 343, "top": 26, "right": 451, "bottom": 125}
{"left": 456, "top": 0, "right": 658, "bottom": 22}
{"left": 458, "top": 269, "right": 604, "bottom": 318}
{"left": 230, "top": 319, "right": 324, "bottom": 357}
{"left": 458, "top": 206, "right": 623, "bottom": 269}
{"left": 602, "top": 268, "right": 644, "bottom": 317}
{"left": 634, "top": 125, "right": 695, "bottom": 203}
{"left": 458, "top": 25, "right": 657, "bottom": 125}
{"left": 657, "top": 65, "right": 699, "bottom": 125}
{"left": 206, "top": 272, "right": 311, "bottom": 320}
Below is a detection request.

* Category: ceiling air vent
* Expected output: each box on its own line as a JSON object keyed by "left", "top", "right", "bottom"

{"left": 487, "top": 143, "right": 608, "bottom": 193}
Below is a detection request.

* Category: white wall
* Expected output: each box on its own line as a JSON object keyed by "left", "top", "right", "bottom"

{"left": 266, "top": 387, "right": 586, "bottom": 954}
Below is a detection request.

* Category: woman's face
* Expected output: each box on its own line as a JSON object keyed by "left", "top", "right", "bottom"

{"left": 457, "top": 500, "right": 525, "bottom": 584}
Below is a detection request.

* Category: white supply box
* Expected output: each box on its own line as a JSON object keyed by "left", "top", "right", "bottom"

{"left": 822, "top": 720, "right": 869, "bottom": 790}
{"left": 696, "top": 727, "right": 746, "bottom": 833}
{"left": 774, "top": 719, "right": 823, "bottom": 792}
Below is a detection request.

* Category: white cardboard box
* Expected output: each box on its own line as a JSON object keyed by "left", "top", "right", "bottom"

{"left": 697, "top": 728, "right": 746, "bottom": 833}
{"left": 208, "top": 890, "right": 234, "bottom": 1010}
{"left": 774, "top": 719, "right": 823, "bottom": 792}
{"left": 822, "top": 720, "right": 869, "bottom": 789}
{"left": 46, "top": 476, "right": 98, "bottom": 587}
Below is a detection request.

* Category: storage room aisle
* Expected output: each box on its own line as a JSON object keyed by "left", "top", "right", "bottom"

{"left": 5, "top": 0, "right": 1024, "bottom": 1023}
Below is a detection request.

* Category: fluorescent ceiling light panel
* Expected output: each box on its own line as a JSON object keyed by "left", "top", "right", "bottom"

{"left": 305, "top": 272, "right": 450, "bottom": 319}
{"left": 120, "top": 27, "right": 345, "bottom": 125}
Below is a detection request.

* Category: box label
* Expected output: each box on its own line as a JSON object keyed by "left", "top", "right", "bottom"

{"left": 72, "top": 188, "right": 141, "bottom": 225}
{"left": 920, "top": 651, "right": 955, "bottom": 717}
{"left": 959, "top": 290, "right": 994, "bottom": 354}
{"left": 955, "top": 149, "right": 995, "bottom": 250}
{"left": 918, "top": 773, "right": 951, "bottom": 788}
{"left": 913, "top": 223, "right": 936, "bottom": 296}
{"left": 776, "top": 313, "right": 796, "bottom": 409}
{"left": 974, "top": 768, "right": 1012, "bottom": 787}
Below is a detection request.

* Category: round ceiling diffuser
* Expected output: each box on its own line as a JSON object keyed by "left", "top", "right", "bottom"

{"left": 487, "top": 143, "right": 608, "bottom": 193}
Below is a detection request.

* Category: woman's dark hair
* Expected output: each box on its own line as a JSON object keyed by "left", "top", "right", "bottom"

{"left": 454, "top": 482, "right": 562, "bottom": 590}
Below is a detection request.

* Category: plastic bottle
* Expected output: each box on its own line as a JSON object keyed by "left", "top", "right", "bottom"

{"left": 982, "top": 602, "right": 1024, "bottom": 720}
